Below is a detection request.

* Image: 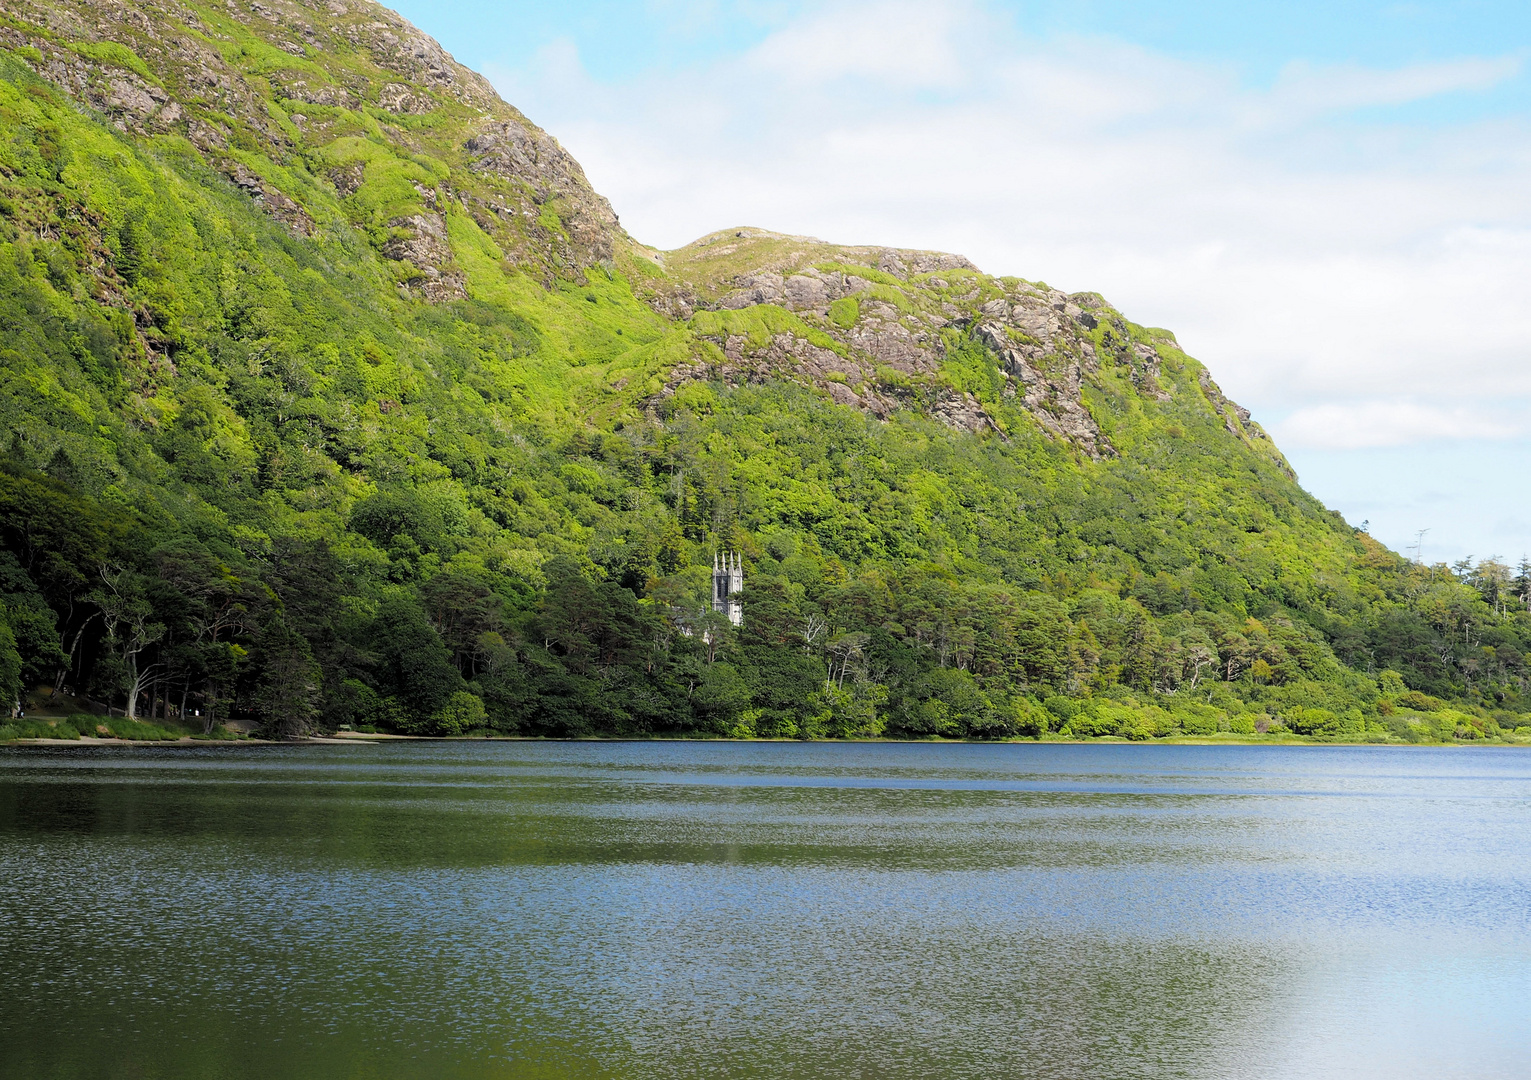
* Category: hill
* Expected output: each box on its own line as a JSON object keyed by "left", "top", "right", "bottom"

{"left": 0, "top": 0, "right": 1526, "bottom": 743}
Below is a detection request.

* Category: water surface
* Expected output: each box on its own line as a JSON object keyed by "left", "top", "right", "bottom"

{"left": 1, "top": 741, "right": 1527, "bottom": 1078}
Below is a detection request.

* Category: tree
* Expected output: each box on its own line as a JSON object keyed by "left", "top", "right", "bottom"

{"left": 91, "top": 567, "right": 164, "bottom": 720}
{"left": 371, "top": 594, "right": 461, "bottom": 722}
{"left": 692, "top": 662, "right": 751, "bottom": 732}
{"left": 0, "top": 469, "right": 117, "bottom": 694}
{"left": 255, "top": 620, "right": 321, "bottom": 738}
{"left": 151, "top": 539, "right": 255, "bottom": 723}
{"left": 430, "top": 691, "right": 486, "bottom": 736}
{"left": 0, "top": 613, "right": 21, "bottom": 715}
{"left": 0, "top": 553, "right": 66, "bottom": 692}
{"left": 1470, "top": 557, "right": 1513, "bottom": 617}
{"left": 1184, "top": 642, "right": 1216, "bottom": 689}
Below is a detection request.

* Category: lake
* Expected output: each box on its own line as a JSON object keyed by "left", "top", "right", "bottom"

{"left": 0, "top": 741, "right": 1527, "bottom": 1078}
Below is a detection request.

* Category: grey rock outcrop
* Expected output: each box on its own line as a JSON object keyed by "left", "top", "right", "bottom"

{"left": 381, "top": 213, "right": 465, "bottom": 300}
{"left": 647, "top": 232, "right": 1135, "bottom": 452}
{"left": 464, "top": 120, "right": 624, "bottom": 272}
{"left": 975, "top": 321, "right": 1113, "bottom": 457}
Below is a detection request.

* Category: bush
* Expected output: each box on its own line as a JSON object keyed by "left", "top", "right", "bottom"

{"left": 1174, "top": 704, "right": 1221, "bottom": 736}
{"left": 339, "top": 679, "right": 408, "bottom": 732}
{"left": 431, "top": 691, "right": 487, "bottom": 736}
{"left": 1436, "top": 709, "right": 1488, "bottom": 740}
{"left": 1008, "top": 697, "right": 1050, "bottom": 738}
{"left": 1066, "top": 705, "right": 1116, "bottom": 738}
{"left": 1227, "top": 714, "right": 1256, "bottom": 735}
{"left": 105, "top": 718, "right": 183, "bottom": 741}
{"left": 1059, "top": 702, "right": 1164, "bottom": 739}
{"left": 1283, "top": 707, "right": 1341, "bottom": 737}
{"left": 1396, "top": 690, "right": 1445, "bottom": 713}
{"left": 1117, "top": 714, "right": 1156, "bottom": 741}
{"left": 0, "top": 718, "right": 81, "bottom": 739}
{"left": 1043, "top": 696, "right": 1079, "bottom": 729}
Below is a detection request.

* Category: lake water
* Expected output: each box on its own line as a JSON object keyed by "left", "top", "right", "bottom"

{"left": 1, "top": 741, "right": 1528, "bottom": 1078}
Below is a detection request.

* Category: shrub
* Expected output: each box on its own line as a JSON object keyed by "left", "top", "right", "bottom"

{"left": 1117, "top": 714, "right": 1156, "bottom": 741}
{"left": 1436, "top": 709, "right": 1488, "bottom": 740}
{"left": 1008, "top": 697, "right": 1050, "bottom": 738}
{"left": 1396, "top": 690, "right": 1445, "bottom": 713}
{"left": 1283, "top": 707, "right": 1341, "bottom": 737}
{"left": 1175, "top": 704, "right": 1221, "bottom": 736}
{"left": 1043, "top": 696, "right": 1079, "bottom": 730}
{"left": 105, "top": 718, "right": 183, "bottom": 741}
{"left": 431, "top": 691, "right": 486, "bottom": 736}
{"left": 828, "top": 297, "right": 859, "bottom": 329}
{"left": 1067, "top": 705, "right": 1116, "bottom": 738}
{"left": 66, "top": 714, "right": 103, "bottom": 736}
{"left": 339, "top": 679, "right": 409, "bottom": 732}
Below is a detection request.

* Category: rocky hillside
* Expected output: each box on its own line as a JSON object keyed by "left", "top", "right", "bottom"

{"left": 1, "top": 0, "right": 627, "bottom": 288}
{"left": 1, "top": 0, "right": 1526, "bottom": 743}
{"left": 643, "top": 227, "right": 1286, "bottom": 467}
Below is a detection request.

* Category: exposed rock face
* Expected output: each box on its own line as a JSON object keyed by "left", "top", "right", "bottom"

{"left": 1197, "top": 368, "right": 1289, "bottom": 474}
{"left": 376, "top": 81, "right": 431, "bottom": 114}
{"left": 643, "top": 231, "right": 1130, "bottom": 455}
{"left": 464, "top": 120, "right": 622, "bottom": 271}
{"left": 381, "top": 213, "right": 465, "bottom": 300}
{"left": 226, "top": 163, "right": 314, "bottom": 236}
{"left": 275, "top": 79, "right": 355, "bottom": 108}
{"left": 651, "top": 343, "right": 901, "bottom": 423}
{"left": 645, "top": 229, "right": 1273, "bottom": 463}
{"left": 974, "top": 320, "right": 1112, "bottom": 458}
{"left": 930, "top": 390, "right": 1002, "bottom": 436}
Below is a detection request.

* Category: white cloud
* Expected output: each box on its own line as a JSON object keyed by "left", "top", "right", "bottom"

{"left": 486, "top": 0, "right": 1531, "bottom": 438}
{"left": 746, "top": 1, "right": 975, "bottom": 86}
{"left": 1267, "top": 55, "right": 1521, "bottom": 115}
{"left": 1273, "top": 402, "right": 1522, "bottom": 450}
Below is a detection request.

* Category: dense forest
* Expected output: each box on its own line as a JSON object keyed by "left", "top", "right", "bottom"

{"left": 2, "top": 0, "right": 1528, "bottom": 744}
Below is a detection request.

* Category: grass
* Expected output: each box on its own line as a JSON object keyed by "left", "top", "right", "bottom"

{"left": 0, "top": 714, "right": 201, "bottom": 741}
{"left": 64, "top": 41, "right": 158, "bottom": 84}
{"left": 690, "top": 303, "right": 846, "bottom": 357}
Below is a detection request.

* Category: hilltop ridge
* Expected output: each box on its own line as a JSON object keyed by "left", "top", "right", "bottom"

{"left": 643, "top": 227, "right": 1285, "bottom": 467}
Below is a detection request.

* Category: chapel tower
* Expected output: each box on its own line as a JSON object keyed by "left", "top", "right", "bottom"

{"left": 712, "top": 552, "right": 743, "bottom": 626}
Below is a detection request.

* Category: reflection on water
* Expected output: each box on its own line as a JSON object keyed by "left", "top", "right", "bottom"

{"left": 0, "top": 742, "right": 1527, "bottom": 1078}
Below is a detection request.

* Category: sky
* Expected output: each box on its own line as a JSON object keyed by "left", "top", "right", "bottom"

{"left": 391, "top": 0, "right": 1531, "bottom": 567}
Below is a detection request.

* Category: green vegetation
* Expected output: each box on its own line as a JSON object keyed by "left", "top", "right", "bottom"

{"left": 1, "top": 0, "right": 1528, "bottom": 745}
{"left": 0, "top": 713, "right": 199, "bottom": 741}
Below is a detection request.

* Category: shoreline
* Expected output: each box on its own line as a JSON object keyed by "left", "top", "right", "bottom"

{"left": 3, "top": 732, "right": 1523, "bottom": 749}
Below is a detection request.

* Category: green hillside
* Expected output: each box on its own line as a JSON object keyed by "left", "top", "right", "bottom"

{"left": 0, "top": 0, "right": 1526, "bottom": 743}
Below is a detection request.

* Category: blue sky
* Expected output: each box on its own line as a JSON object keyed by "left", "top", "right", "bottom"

{"left": 394, "top": 0, "right": 1531, "bottom": 566}
{"left": 396, "top": 0, "right": 1531, "bottom": 109}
